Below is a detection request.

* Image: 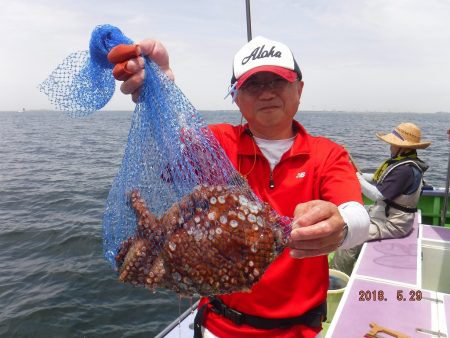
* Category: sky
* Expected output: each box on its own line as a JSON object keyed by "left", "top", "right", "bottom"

{"left": 1, "top": 0, "right": 450, "bottom": 113}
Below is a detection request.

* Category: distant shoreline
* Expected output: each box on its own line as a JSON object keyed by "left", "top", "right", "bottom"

{"left": 0, "top": 110, "right": 448, "bottom": 114}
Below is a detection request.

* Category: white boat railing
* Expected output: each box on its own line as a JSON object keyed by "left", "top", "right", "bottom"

{"left": 155, "top": 300, "right": 199, "bottom": 338}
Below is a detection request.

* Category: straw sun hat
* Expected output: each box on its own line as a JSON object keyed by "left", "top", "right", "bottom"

{"left": 376, "top": 122, "right": 431, "bottom": 149}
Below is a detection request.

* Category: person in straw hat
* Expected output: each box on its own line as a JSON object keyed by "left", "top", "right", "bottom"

{"left": 332, "top": 122, "right": 430, "bottom": 275}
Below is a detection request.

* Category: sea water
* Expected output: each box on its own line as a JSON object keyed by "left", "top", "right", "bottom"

{"left": 0, "top": 110, "right": 448, "bottom": 337}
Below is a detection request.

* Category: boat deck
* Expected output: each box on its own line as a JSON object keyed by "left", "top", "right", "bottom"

{"left": 326, "top": 213, "right": 450, "bottom": 337}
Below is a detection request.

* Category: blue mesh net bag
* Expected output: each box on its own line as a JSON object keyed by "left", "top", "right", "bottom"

{"left": 39, "top": 24, "right": 291, "bottom": 296}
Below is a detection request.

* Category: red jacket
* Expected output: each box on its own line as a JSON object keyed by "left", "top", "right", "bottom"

{"left": 199, "top": 120, "right": 362, "bottom": 338}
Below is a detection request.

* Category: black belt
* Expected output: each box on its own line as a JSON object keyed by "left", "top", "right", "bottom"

{"left": 384, "top": 199, "right": 417, "bottom": 217}
{"left": 193, "top": 297, "right": 326, "bottom": 337}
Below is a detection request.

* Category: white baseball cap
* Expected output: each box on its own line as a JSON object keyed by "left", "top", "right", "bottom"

{"left": 231, "top": 36, "right": 302, "bottom": 89}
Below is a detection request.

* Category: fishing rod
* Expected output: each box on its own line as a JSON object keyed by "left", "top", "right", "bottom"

{"left": 343, "top": 146, "right": 362, "bottom": 174}
{"left": 441, "top": 129, "right": 450, "bottom": 226}
{"left": 245, "top": 0, "right": 252, "bottom": 41}
{"left": 348, "top": 150, "right": 362, "bottom": 174}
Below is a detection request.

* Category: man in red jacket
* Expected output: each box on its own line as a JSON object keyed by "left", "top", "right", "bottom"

{"left": 108, "top": 36, "right": 369, "bottom": 338}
